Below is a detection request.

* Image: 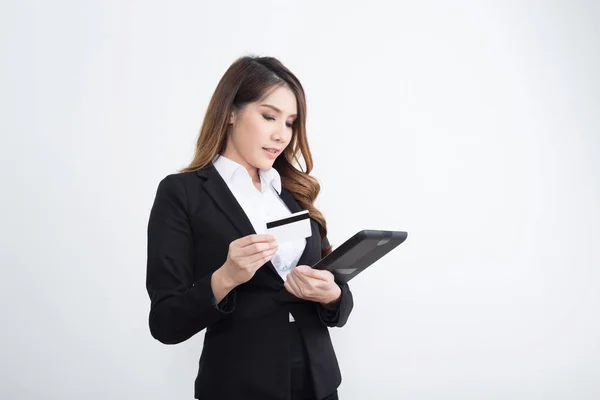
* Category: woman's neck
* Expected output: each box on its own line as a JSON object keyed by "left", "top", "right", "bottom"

{"left": 220, "top": 151, "right": 260, "bottom": 183}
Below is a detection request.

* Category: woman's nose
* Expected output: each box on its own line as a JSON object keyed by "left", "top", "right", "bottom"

{"left": 272, "top": 126, "right": 286, "bottom": 142}
{"left": 272, "top": 137, "right": 284, "bottom": 146}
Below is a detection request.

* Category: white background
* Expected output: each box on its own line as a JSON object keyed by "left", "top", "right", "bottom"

{"left": 1, "top": 1, "right": 599, "bottom": 399}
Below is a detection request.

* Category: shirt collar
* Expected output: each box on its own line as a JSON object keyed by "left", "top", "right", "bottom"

{"left": 212, "top": 154, "right": 282, "bottom": 194}
{"left": 259, "top": 166, "right": 282, "bottom": 194}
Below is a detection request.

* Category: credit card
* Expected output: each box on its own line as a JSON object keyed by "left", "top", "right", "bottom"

{"left": 265, "top": 210, "right": 312, "bottom": 244}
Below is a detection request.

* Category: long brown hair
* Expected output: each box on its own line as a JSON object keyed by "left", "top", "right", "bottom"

{"left": 180, "top": 55, "right": 332, "bottom": 257}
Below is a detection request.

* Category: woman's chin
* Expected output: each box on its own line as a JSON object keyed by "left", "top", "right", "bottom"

{"left": 259, "top": 162, "right": 274, "bottom": 170}
{"left": 254, "top": 157, "right": 275, "bottom": 170}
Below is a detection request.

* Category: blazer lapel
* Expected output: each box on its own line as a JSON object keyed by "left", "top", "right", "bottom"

{"left": 198, "top": 163, "right": 256, "bottom": 239}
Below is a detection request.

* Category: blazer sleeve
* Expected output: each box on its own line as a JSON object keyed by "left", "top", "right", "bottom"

{"left": 316, "top": 235, "right": 354, "bottom": 328}
{"left": 146, "top": 174, "right": 236, "bottom": 345}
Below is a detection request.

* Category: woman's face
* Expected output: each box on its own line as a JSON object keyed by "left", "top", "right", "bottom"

{"left": 224, "top": 85, "right": 298, "bottom": 176}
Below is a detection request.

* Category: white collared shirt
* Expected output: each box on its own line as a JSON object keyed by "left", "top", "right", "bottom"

{"left": 212, "top": 154, "right": 306, "bottom": 321}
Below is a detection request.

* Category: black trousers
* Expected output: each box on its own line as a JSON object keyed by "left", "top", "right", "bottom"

{"left": 290, "top": 321, "right": 339, "bottom": 400}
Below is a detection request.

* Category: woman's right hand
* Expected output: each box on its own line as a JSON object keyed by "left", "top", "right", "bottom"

{"left": 220, "top": 234, "right": 279, "bottom": 287}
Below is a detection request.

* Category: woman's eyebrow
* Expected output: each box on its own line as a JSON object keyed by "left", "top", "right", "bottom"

{"left": 260, "top": 103, "right": 297, "bottom": 118}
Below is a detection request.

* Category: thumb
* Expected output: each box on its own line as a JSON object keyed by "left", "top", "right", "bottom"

{"left": 297, "top": 265, "right": 326, "bottom": 280}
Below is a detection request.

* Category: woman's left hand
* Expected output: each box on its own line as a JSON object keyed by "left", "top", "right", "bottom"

{"left": 284, "top": 265, "right": 342, "bottom": 306}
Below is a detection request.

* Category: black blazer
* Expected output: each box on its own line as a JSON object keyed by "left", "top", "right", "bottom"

{"left": 146, "top": 162, "right": 353, "bottom": 400}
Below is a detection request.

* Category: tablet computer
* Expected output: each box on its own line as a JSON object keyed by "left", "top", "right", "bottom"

{"left": 312, "top": 230, "right": 408, "bottom": 284}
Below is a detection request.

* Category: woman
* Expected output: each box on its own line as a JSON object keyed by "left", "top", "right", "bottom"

{"left": 146, "top": 56, "right": 353, "bottom": 400}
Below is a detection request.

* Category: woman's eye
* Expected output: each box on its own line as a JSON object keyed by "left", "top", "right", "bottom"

{"left": 263, "top": 114, "right": 294, "bottom": 128}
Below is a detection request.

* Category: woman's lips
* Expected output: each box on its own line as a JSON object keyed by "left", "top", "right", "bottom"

{"left": 263, "top": 147, "right": 279, "bottom": 159}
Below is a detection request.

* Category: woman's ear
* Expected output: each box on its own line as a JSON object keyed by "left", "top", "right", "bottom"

{"left": 228, "top": 110, "right": 236, "bottom": 125}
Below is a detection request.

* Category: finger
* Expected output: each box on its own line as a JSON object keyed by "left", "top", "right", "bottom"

{"left": 298, "top": 266, "right": 328, "bottom": 281}
{"left": 286, "top": 273, "right": 304, "bottom": 298}
{"left": 293, "top": 271, "right": 321, "bottom": 299}
{"left": 291, "top": 267, "right": 312, "bottom": 286}
{"left": 247, "top": 247, "right": 278, "bottom": 265}
{"left": 237, "top": 234, "right": 277, "bottom": 248}
{"left": 295, "top": 272, "right": 316, "bottom": 299}
{"left": 249, "top": 252, "right": 276, "bottom": 271}
{"left": 240, "top": 241, "right": 278, "bottom": 257}
{"left": 284, "top": 277, "right": 300, "bottom": 297}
